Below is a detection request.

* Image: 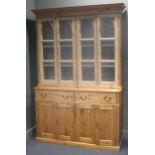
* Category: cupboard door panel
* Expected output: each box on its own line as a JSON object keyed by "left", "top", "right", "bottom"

{"left": 61, "top": 63, "right": 73, "bottom": 80}
{"left": 101, "top": 62, "right": 115, "bottom": 82}
{"left": 56, "top": 103, "right": 74, "bottom": 141}
{"left": 43, "top": 63, "right": 55, "bottom": 80}
{"left": 59, "top": 20, "right": 72, "bottom": 39}
{"left": 42, "top": 21, "right": 54, "bottom": 40}
{"left": 76, "top": 104, "right": 95, "bottom": 144}
{"left": 100, "top": 17, "right": 114, "bottom": 38}
{"left": 60, "top": 42, "right": 72, "bottom": 60}
{"left": 82, "top": 62, "right": 95, "bottom": 81}
{"left": 81, "top": 41, "right": 94, "bottom": 60}
{"left": 101, "top": 40, "right": 114, "bottom": 60}
{"left": 38, "top": 102, "right": 55, "bottom": 139}
{"left": 95, "top": 105, "right": 114, "bottom": 146}
{"left": 80, "top": 18, "right": 94, "bottom": 38}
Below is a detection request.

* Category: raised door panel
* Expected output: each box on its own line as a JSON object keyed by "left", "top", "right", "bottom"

{"left": 37, "top": 101, "right": 56, "bottom": 139}
{"left": 95, "top": 105, "right": 114, "bottom": 146}
{"left": 76, "top": 104, "right": 95, "bottom": 144}
{"left": 55, "top": 103, "right": 75, "bottom": 141}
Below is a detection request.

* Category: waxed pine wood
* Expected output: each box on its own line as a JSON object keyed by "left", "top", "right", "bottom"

{"left": 33, "top": 3, "right": 124, "bottom": 151}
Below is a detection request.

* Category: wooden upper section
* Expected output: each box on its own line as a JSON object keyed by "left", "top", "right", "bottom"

{"left": 32, "top": 3, "right": 125, "bottom": 18}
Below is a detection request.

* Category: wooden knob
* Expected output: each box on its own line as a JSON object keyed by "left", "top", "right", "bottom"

{"left": 62, "top": 95, "right": 69, "bottom": 100}
{"left": 104, "top": 96, "right": 112, "bottom": 102}
{"left": 80, "top": 96, "right": 87, "bottom": 101}
{"left": 40, "top": 92, "right": 47, "bottom": 97}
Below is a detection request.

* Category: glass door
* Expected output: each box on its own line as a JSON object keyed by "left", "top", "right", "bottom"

{"left": 41, "top": 21, "right": 56, "bottom": 81}
{"left": 78, "top": 17, "right": 96, "bottom": 83}
{"left": 99, "top": 17, "right": 116, "bottom": 83}
{"left": 58, "top": 19, "right": 75, "bottom": 82}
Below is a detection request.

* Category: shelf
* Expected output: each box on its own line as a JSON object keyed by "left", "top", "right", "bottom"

{"left": 42, "top": 40, "right": 54, "bottom": 42}
{"left": 42, "top": 42, "right": 54, "bottom": 48}
{"left": 59, "top": 39, "right": 72, "bottom": 42}
{"left": 43, "top": 60, "right": 55, "bottom": 63}
{"left": 81, "top": 60, "right": 94, "bottom": 62}
{"left": 82, "top": 62, "right": 94, "bottom": 67}
{"left": 100, "top": 38, "right": 115, "bottom": 41}
{"left": 100, "top": 60, "right": 115, "bottom": 63}
{"left": 101, "top": 62, "right": 115, "bottom": 68}
{"left": 60, "top": 60, "right": 73, "bottom": 63}
{"left": 80, "top": 38, "right": 94, "bottom": 41}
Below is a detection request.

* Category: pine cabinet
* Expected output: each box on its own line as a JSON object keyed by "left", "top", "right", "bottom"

{"left": 33, "top": 3, "right": 125, "bottom": 151}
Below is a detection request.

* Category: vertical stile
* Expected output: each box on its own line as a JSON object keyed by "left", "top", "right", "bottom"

{"left": 56, "top": 19, "right": 60, "bottom": 84}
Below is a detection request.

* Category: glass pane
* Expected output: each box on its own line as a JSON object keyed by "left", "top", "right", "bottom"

{"left": 101, "top": 40, "right": 114, "bottom": 59}
{"left": 60, "top": 42, "right": 72, "bottom": 60}
{"left": 43, "top": 42, "right": 54, "bottom": 60}
{"left": 61, "top": 63, "right": 73, "bottom": 80}
{"left": 43, "top": 63, "right": 55, "bottom": 80}
{"left": 59, "top": 20, "right": 72, "bottom": 39}
{"left": 81, "top": 41, "right": 94, "bottom": 60}
{"left": 81, "top": 19, "right": 93, "bottom": 38}
{"left": 100, "top": 18, "right": 114, "bottom": 38}
{"left": 101, "top": 63, "right": 115, "bottom": 81}
{"left": 82, "top": 62, "right": 94, "bottom": 81}
{"left": 42, "top": 21, "right": 53, "bottom": 40}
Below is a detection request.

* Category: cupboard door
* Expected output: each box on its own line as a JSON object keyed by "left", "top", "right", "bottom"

{"left": 58, "top": 19, "right": 75, "bottom": 82}
{"left": 37, "top": 102, "right": 56, "bottom": 139}
{"left": 55, "top": 103, "right": 74, "bottom": 141}
{"left": 76, "top": 104, "right": 95, "bottom": 144}
{"left": 95, "top": 105, "right": 114, "bottom": 146}
{"left": 78, "top": 17, "right": 96, "bottom": 83}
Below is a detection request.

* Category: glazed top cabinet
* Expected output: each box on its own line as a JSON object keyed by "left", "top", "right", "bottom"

{"left": 33, "top": 3, "right": 125, "bottom": 151}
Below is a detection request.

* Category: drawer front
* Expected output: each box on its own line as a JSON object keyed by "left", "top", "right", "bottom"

{"left": 54, "top": 91, "right": 74, "bottom": 103}
{"left": 35, "top": 90, "right": 56, "bottom": 101}
{"left": 35, "top": 90, "right": 74, "bottom": 103}
{"left": 75, "top": 92, "right": 116, "bottom": 104}
{"left": 99, "top": 93, "right": 116, "bottom": 104}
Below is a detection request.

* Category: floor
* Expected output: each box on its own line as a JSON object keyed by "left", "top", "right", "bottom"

{"left": 26, "top": 139, "right": 128, "bottom": 155}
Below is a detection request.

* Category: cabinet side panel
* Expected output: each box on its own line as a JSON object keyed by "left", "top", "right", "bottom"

{"left": 113, "top": 104, "right": 122, "bottom": 146}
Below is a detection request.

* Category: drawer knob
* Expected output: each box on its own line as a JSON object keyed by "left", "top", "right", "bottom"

{"left": 40, "top": 92, "right": 47, "bottom": 97}
{"left": 62, "top": 95, "right": 69, "bottom": 100}
{"left": 104, "top": 96, "right": 112, "bottom": 102}
{"left": 80, "top": 96, "right": 87, "bottom": 101}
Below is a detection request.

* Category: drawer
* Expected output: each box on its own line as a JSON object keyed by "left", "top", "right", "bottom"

{"left": 99, "top": 93, "right": 116, "bottom": 104}
{"left": 54, "top": 91, "right": 74, "bottom": 103}
{"left": 35, "top": 90, "right": 56, "bottom": 101}
{"left": 35, "top": 90, "right": 74, "bottom": 103}
{"left": 75, "top": 92, "right": 116, "bottom": 104}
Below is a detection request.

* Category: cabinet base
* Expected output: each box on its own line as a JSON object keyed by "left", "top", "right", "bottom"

{"left": 36, "top": 137, "right": 121, "bottom": 151}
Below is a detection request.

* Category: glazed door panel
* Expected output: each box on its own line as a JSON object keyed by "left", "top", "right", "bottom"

{"left": 37, "top": 102, "right": 56, "bottom": 139}
{"left": 76, "top": 104, "right": 95, "bottom": 144}
{"left": 95, "top": 105, "right": 114, "bottom": 146}
{"left": 55, "top": 103, "right": 75, "bottom": 141}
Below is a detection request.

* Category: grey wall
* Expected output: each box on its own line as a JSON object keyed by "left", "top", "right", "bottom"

{"left": 35, "top": 0, "right": 128, "bottom": 9}
{"left": 26, "top": 0, "right": 37, "bottom": 141}
{"left": 122, "top": 11, "right": 128, "bottom": 139}
{"left": 26, "top": 0, "right": 35, "bottom": 20}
